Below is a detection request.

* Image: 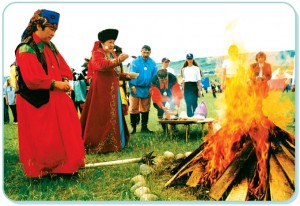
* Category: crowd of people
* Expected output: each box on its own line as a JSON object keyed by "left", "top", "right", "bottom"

{"left": 4, "top": 9, "right": 295, "bottom": 178}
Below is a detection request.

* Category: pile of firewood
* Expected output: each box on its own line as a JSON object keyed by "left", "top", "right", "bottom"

{"left": 165, "top": 123, "right": 295, "bottom": 201}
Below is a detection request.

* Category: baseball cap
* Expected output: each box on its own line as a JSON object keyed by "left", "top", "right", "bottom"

{"left": 161, "top": 57, "right": 170, "bottom": 63}
{"left": 186, "top": 53, "right": 194, "bottom": 59}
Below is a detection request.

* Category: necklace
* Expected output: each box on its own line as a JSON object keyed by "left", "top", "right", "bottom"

{"left": 163, "top": 89, "right": 167, "bottom": 96}
{"left": 163, "top": 83, "right": 167, "bottom": 96}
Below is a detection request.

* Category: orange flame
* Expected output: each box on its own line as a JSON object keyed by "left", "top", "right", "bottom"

{"left": 197, "top": 52, "right": 294, "bottom": 198}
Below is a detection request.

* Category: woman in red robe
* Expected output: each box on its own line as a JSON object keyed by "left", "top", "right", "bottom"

{"left": 15, "top": 9, "right": 85, "bottom": 178}
{"left": 80, "top": 29, "right": 132, "bottom": 153}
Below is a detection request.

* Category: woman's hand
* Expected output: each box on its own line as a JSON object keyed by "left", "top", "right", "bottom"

{"left": 198, "top": 90, "right": 202, "bottom": 97}
{"left": 126, "top": 72, "right": 139, "bottom": 79}
{"left": 54, "top": 81, "right": 72, "bottom": 92}
{"left": 118, "top": 53, "right": 129, "bottom": 63}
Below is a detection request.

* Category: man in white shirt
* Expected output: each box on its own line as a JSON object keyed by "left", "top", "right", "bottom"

{"left": 221, "top": 44, "right": 240, "bottom": 90}
{"left": 161, "top": 57, "right": 175, "bottom": 75}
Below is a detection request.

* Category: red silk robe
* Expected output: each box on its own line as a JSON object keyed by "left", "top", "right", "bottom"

{"left": 80, "top": 41, "right": 130, "bottom": 153}
{"left": 15, "top": 33, "right": 85, "bottom": 177}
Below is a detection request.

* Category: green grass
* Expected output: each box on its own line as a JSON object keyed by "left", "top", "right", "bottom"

{"left": 3, "top": 90, "right": 295, "bottom": 202}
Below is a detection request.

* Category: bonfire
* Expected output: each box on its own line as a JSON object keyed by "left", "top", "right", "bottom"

{"left": 165, "top": 59, "right": 295, "bottom": 201}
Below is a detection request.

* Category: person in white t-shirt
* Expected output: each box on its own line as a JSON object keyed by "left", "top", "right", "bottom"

{"left": 221, "top": 44, "right": 240, "bottom": 90}
{"left": 161, "top": 57, "right": 175, "bottom": 75}
{"left": 181, "top": 53, "right": 202, "bottom": 117}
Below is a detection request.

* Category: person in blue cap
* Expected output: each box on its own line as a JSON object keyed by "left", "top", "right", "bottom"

{"left": 15, "top": 9, "right": 85, "bottom": 178}
{"left": 180, "top": 53, "right": 202, "bottom": 117}
{"left": 128, "top": 45, "right": 158, "bottom": 134}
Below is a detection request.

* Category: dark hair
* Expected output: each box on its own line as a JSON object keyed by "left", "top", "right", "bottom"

{"left": 255, "top": 51, "right": 266, "bottom": 61}
{"left": 157, "top": 69, "right": 168, "bottom": 79}
{"left": 180, "top": 60, "right": 201, "bottom": 77}
{"left": 181, "top": 59, "right": 199, "bottom": 68}
{"left": 22, "top": 21, "right": 46, "bottom": 41}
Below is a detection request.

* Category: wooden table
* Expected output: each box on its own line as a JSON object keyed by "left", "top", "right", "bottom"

{"left": 158, "top": 118, "right": 214, "bottom": 142}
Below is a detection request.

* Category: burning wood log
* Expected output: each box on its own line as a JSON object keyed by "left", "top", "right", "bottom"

{"left": 269, "top": 126, "right": 295, "bottom": 157}
{"left": 164, "top": 142, "right": 207, "bottom": 187}
{"left": 165, "top": 122, "right": 295, "bottom": 201}
{"left": 164, "top": 61, "right": 295, "bottom": 201}
{"left": 209, "top": 143, "right": 254, "bottom": 200}
{"left": 269, "top": 154, "right": 294, "bottom": 200}
{"left": 170, "top": 142, "right": 207, "bottom": 175}
{"left": 272, "top": 125, "right": 295, "bottom": 145}
{"left": 186, "top": 165, "right": 204, "bottom": 187}
{"left": 226, "top": 178, "right": 249, "bottom": 201}
{"left": 271, "top": 143, "right": 295, "bottom": 186}
{"left": 225, "top": 154, "right": 257, "bottom": 201}
{"left": 278, "top": 142, "right": 295, "bottom": 162}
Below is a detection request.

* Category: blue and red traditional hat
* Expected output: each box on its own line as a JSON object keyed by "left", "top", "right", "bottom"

{"left": 22, "top": 9, "right": 60, "bottom": 40}
{"left": 36, "top": 9, "right": 60, "bottom": 28}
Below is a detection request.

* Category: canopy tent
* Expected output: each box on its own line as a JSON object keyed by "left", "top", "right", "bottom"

{"left": 268, "top": 68, "right": 293, "bottom": 90}
{"left": 201, "top": 77, "right": 210, "bottom": 90}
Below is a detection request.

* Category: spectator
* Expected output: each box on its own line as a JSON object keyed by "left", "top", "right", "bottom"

{"left": 210, "top": 81, "right": 217, "bottom": 98}
{"left": 151, "top": 68, "right": 183, "bottom": 131}
{"left": 248, "top": 51, "right": 272, "bottom": 114}
{"left": 15, "top": 9, "right": 85, "bottom": 178}
{"left": 4, "top": 78, "right": 17, "bottom": 124}
{"left": 70, "top": 67, "right": 87, "bottom": 114}
{"left": 128, "top": 45, "right": 158, "bottom": 134}
{"left": 221, "top": 44, "right": 241, "bottom": 91}
{"left": 291, "top": 65, "right": 295, "bottom": 92}
{"left": 114, "top": 45, "right": 130, "bottom": 115}
{"left": 3, "top": 79, "right": 9, "bottom": 124}
{"left": 283, "top": 82, "right": 291, "bottom": 93}
{"left": 161, "top": 57, "right": 175, "bottom": 75}
{"left": 248, "top": 51, "right": 272, "bottom": 98}
{"left": 215, "top": 79, "right": 222, "bottom": 93}
{"left": 181, "top": 53, "right": 202, "bottom": 117}
{"left": 81, "top": 58, "right": 91, "bottom": 94}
